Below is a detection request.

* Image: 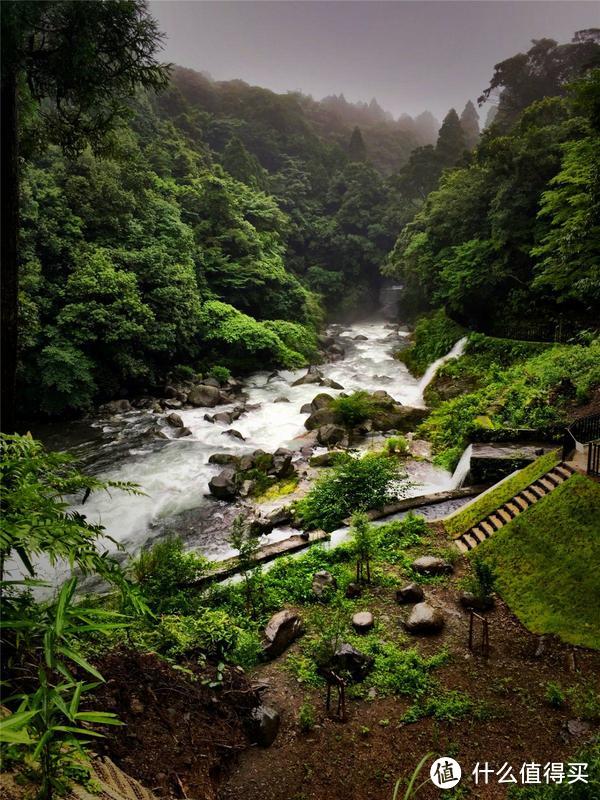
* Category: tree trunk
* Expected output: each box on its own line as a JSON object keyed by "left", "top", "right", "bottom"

{"left": 1, "top": 66, "right": 19, "bottom": 433}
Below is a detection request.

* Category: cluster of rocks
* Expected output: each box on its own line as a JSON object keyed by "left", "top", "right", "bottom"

{"left": 317, "top": 334, "right": 346, "bottom": 362}
{"left": 292, "top": 365, "right": 344, "bottom": 390}
{"left": 98, "top": 374, "right": 250, "bottom": 440}
{"left": 208, "top": 447, "right": 296, "bottom": 501}
{"left": 396, "top": 556, "right": 453, "bottom": 634}
{"left": 300, "top": 388, "right": 429, "bottom": 448}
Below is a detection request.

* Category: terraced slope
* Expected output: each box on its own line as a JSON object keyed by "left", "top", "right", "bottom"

{"left": 455, "top": 462, "right": 576, "bottom": 553}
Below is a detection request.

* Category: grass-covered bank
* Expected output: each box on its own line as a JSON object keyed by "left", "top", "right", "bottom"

{"left": 474, "top": 474, "right": 600, "bottom": 650}
{"left": 445, "top": 450, "right": 561, "bottom": 537}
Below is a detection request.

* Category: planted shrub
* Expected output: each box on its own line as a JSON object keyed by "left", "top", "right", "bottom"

{"left": 298, "top": 699, "right": 317, "bottom": 733}
{"left": 208, "top": 365, "right": 231, "bottom": 383}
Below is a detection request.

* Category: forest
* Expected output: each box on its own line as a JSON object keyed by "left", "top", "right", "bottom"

{"left": 1, "top": 3, "right": 599, "bottom": 800}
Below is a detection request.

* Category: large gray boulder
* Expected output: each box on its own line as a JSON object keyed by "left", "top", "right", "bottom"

{"left": 317, "top": 424, "right": 346, "bottom": 446}
{"left": 411, "top": 556, "right": 453, "bottom": 576}
{"left": 310, "top": 393, "right": 335, "bottom": 411}
{"left": 404, "top": 602, "right": 445, "bottom": 634}
{"left": 352, "top": 611, "right": 374, "bottom": 634}
{"left": 263, "top": 610, "right": 303, "bottom": 659}
{"left": 166, "top": 412, "right": 184, "bottom": 428}
{"left": 304, "top": 407, "right": 338, "bottom": 430}
{"left": 292, "top": 367, "right": 323, "bottom": 387}
{"left": 188, "top": 384, "right": 221, "bottom": 407}
{"left": 208, "top": 453, "right": 240, "bottom": 466}
{"left": 208, "top": 468, "right": 237, "bottom": 500}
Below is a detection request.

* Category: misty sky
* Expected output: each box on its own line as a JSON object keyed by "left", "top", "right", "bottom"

{"left": 148, "top": 1, "right": 599, "bottom": 121}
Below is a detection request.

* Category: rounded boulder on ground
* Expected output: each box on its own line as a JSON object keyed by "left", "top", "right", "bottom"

{"left": 404, "top": 602, "right": 445, "bottom": 634}
{"left": 411, "top": 556, "right": 453, "bottom": 576}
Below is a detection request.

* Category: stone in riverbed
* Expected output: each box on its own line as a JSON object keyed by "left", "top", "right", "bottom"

{"left": 292, "top": 367, "right": 324, "bottom": 387}
{"left": 213, "top": 411, "right": 234, "bottom": 425}
{"left": 317, "top": 424, "right": 346, "bottom": 446}
{"left": 166, "top": 412, "right": 184, "bottom": 428}
{"left": 352, "top": 611, "right": 374, "bottom": 633}
{"left": 188, "top": 384, "right": 221, "bottom": 407}
{"left": 321, "top": 378, "right": 345, "bottom": 390}
{"left": 263, "top": 610, "right": 303, "bottom": 659}
{"left": 222, "top": 429, "right": 245, "bottom": 441}
{"left": 300, "top": 403, "right": 313, "bottom": 414}
{"left": 395, "top": 583, "right": 425, "bottom": 604}
{"left": 354, "top": 334, "right": 368, "bottom": 341}
{"left": 304, "top": 407, "right": 337, "bottom": 430}
{"left": 411, "top": 556, "right": 453, "bottom": 576}
{"left": 172, "top": 426, "right": 192, "bottom": 438}
{"left": 310, "top": 393, "right": 335, "bottom": 411}
{"left": 208, "top": 469, "right": 237, "bottom": 500}
{"left": 273, "top": 396, "right": 290, "bottom": 403}
{"left": 99, "top": 399, "right": 132, "bottom": 415}
{"left": 404, "top": 602, "right": 445, "bottom": 634}
{"left": 208, "top": 453, "right": 240, "bottom": 466}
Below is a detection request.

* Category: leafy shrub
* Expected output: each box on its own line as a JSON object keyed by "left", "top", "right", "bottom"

{"left": 298, "top": 699, "right": 317, "bottom": 733}
{"left": 374, "top": 514, "right": 429, "bottom": 564}
{"left": 131, "top": 537, "right": 211, "bottom": 614}
{"left": 295, "top": 452, "right": 406, "bottom": 531}
{"left": 465, "top": 554, "right": 495, "bottom": 602}
{"left": 385, "top": 435, "right": 409, "bottom": 455}
{"left": 208, "top": 365, "right": 231, "bottom": 383}
{"left": 153, "top": 610, "right": 239, "bottom": 662}
{"left": 545, "top": 682, "right": 565, "bottom": 708}
{"left": 331, "top": 391, "right": 376, "bottom": 428}
{"left": 367, "top": 642, "right": 449, "bottom": 697}
{"left": 170, "top": 364, "right": 197, "bottom": 381}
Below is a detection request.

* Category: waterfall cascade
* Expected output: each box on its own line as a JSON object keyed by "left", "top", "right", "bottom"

{"left": 418, "top": 336, "right": 468, "bottom": 399}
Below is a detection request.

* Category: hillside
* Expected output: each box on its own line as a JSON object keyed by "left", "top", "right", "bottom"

{"left": 475, "top": 474, "right": 600, "bottom": 649}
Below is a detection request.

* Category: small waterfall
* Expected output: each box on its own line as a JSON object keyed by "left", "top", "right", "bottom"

{"left": 450, "top": 444, "right": 472, "bottom": 489}
{"left": 418, "top": 336, "right": 468, "bottom": 397}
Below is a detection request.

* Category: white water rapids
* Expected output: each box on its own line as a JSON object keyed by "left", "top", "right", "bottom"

{"left": 14, "top": 320, "right": 469, "bottom": 586}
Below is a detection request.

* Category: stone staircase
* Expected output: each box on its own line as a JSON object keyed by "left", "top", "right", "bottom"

{"left": 455, "top": 461, "right": 576, "bottom": 553}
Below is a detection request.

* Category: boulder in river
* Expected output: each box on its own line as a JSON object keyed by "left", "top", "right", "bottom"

{"left": 404, "top": 602, "right": 445, "bottom": 634}
{"left": 172, "top": 426, "right": 192, "bottom": 438}
{"left": 263, "top": 610, "right": 303, "bottom": 659}
{"left": 202, "top": 376, "right": 220, "bottom": 388}
{"left": 99, "top": 399, "right": 132, "bottom": 415}
{"left": 188, "top": 384, "right": 221, "bottom": 407}
{"left": 411, "top": 556, "right": 453, "bottom": 576}
{"left": 273, "top": 396, "right": 290, "bottom": 403}
{"left": 305, "top": 407, "right": 337, "bottom": 430}
{"left": 208, "top": 453, "right": 240, "bottom": 466}
{"left": 292, "top": 369, "right": 323, "bottom": 387}
{"left": 222, "top": 429, "right": 245, "bottom": 441}
{"left": 166, "top": 412, "right": 184, "bottom": 428}
{"left": 309, "top": 452, "right": 338, "bottom": 467}
{"left": 213, "top": 411, "right": 234, "bottom": 425}
{"left": 322, "top": 378, "right": 345, "bottom": 390}
{"left": 208, "top": 469, "right": 237, "bottom": 500}
{"left": 317, "top": 424, "right": 346, "bottom": 446}
{"left": 310, "top": 393, "right": 335, "bottom": 411}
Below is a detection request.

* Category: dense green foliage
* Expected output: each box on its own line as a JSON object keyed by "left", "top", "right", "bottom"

{"left": 385, "top": 54, "right": 600, "bottom": 327}
{"left": 419, "top": 334, "right": 600, "bottom": 467}
{"left": 475, "top": 474, "right": 600, "bottom": 649}
{"left": 397, "top": 309, "right": 465, "bottom": 375}
{"left": 294, "top": 451, "right": 407, "bottom": 531}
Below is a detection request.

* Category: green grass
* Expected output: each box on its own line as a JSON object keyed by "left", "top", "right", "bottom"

{"left": 445, "top": 450, "right": 561, "bottom": 537}
{"left": 474, "top": 474, "right": 600, "bottom": 650}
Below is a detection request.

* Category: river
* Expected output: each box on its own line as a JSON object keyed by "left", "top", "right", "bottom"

{"left": 27, "top": 318, "right": 467, "bottom": 584}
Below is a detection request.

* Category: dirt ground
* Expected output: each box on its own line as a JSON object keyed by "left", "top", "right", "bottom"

{"left": 92, "top": 528, "right": 599, "bottom": 800}
{"left": 216, "top": 545, "right": 600, "bottom": 800}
